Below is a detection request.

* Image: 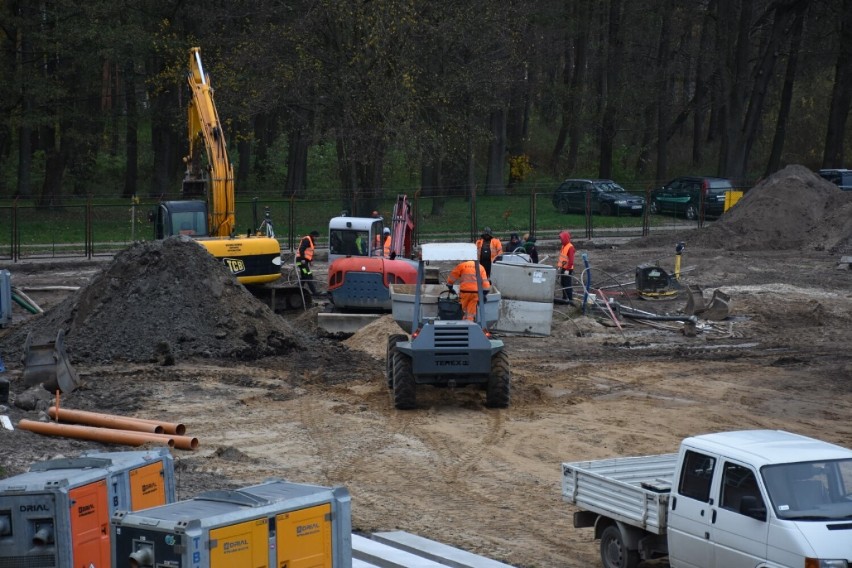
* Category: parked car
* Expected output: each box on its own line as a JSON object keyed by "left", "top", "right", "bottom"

{"left": 650, "top": 176, "right": 733, "bottom": 220}
{"left": 552, "top": 179, "right": 645, "bottom": 216}
{"left": 818, "top": 168, "right": 852, "bottom": 191}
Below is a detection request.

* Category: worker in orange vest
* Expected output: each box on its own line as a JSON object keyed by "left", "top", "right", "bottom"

{"left": 382, "top": 227, "right": 392, "bottom": 257}
{"left": 446, "top": 260, "right": 491, "bottom": 321}
{"left": 475, "top": 227, "right": 503, "bottom": 277}
{"left": 558, "top": 230, "right": 576, "bottom": 304}
{"left": 297, "top": 230, "right": 320, "bottom": 295}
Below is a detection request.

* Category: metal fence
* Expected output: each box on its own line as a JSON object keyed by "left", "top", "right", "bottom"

{"left": 0, "top": 190, "right": 707, "bottom": 262}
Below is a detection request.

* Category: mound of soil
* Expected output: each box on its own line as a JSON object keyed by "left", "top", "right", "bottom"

{"left": 0, "top": 237, "right": 305, "bottom": 364}
{"left": 634, "top": 165, "right": 852, "bottom": 253}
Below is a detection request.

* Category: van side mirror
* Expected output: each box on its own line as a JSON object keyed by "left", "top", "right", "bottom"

{"left": 739, "top": 495, "right": 766, "bottom": 521}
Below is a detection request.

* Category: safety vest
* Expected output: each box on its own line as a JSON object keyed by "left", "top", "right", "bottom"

{"left": 558, "top": 242, "right": 575, "bottom": 271}
{"left": 299, "top": 235, "right": 315, "bottom": 261}
{"left": 475, "top": 238, "right": 503, "bottom": 261}
{"left": 447, "top": 261, "right": 491, "bottom": 293}
{"left": 383, "top": 235, "right": 392, "bottom": 257}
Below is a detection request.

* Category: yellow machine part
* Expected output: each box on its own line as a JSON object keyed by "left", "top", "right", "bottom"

{"left": 276, "top": 503, "right": 332, "bottom": 568}
{"left": 197, "top": 236, "right": 281, "bottom": 285}
{"left": 70, "top": 480, "right": 110, "bottom": 568}
{"left": 724, "top": 190, "right": 744, "bottom": 211}
{"left": 129, "top": 461, "right": 168, "bottom": 511}
{"left": 210, "top": 517, "right": 270, "bottom": 568}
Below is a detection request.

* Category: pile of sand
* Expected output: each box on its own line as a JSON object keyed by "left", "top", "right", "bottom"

{"left": 0, "top": 237, "right": 306, "bottom": 364}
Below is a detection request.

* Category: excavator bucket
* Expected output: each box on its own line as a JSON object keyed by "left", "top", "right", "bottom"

{"left": 683, "top": 284, "right": 707, "bottom": 316}
{"left": 21, "top": 330, "right": 82, "bottom": 393}
{"left": 701, "top": 289, "right": 731, "bottom": 321}
{"left": 683, "top": 287, "right": 731, "bottom": 320}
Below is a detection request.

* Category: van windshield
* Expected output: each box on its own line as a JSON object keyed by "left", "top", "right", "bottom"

{"left": 762, "top": 459, "right": 852, "bottom": 520}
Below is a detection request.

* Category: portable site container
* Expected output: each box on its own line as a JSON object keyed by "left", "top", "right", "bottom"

{"left": 0, "top": 448, "right": 175, "bottom": 568}
{"left": 112, "top": 479, "right": 352, "bottom": 568}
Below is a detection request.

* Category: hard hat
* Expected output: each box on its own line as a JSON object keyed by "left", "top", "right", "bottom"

{"left": 383, "top": 227, "right": 390, "bottom": 234}
{"left": 310, "top": 230, "right": 320, "bottom": 237}
{"left": 483, "top": 226, "right": 493, "bottom": 236}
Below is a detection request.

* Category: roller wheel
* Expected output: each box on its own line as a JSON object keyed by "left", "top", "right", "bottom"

{"left": 485, "top": 351, "right": 511, "bottom": 408}
{"left": 600, "top": 525, "right": 639, "bottom": 568}
{"left": 393, "top": 352, "right": 416, "bottom": 409}
{"left": 685, "top": 203, "right": 698, "bottom": 220}
{"left": 386, "top": 334, "right": 407, "bottom": 388}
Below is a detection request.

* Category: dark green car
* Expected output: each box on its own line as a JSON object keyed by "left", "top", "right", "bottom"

{"left": 650, "top": 176, "right": 732, "bottom": 220}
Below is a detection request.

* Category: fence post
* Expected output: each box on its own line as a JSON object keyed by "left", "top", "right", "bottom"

{"left": 12, "top": 198, "right": 19, "bottom": 262}
{"left": 584, "top": 189, "right": 592, "bottom": 239}
{"left": 529, "top": 192, "right": 537, "bottom": 238}
{"left": 287, "top": 196, "right": 296, "bottom": 253}
{"left": 642, "top": 187, "right": 651, "bottom": 237}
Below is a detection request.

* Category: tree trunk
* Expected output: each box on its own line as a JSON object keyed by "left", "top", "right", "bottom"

{"left": 484, "top": 108, "right": 506, "bottom": 196}
{"left": 599, "top": 0, "right": 624, "bottom": 180}
{"left": 285, "top": 128, "right": 309, "bottom": 197}
{"left": 823, "top": 0, "right": 852, "bottom": 168}
{"left": 236, "top": 119, "right": 252, "bottom": 192}
{"left": 692, "top": 1, "right": 715, "bottom": 166}
{"left": 654, "top": 1, "right": 674, "bottom": 182}
{"left": 736, "top": 1, "right": 806, "bottom": 182}
{"left": 37, "top": 125, "right": 67, "bottom": 208}
{"left": 567, "top": 1, "right": 590, "bottom": 175}
{"left": 123, "top": 59, "right": 138, "bottom": 198}
{"left": 766, "top": 5, "right": 805, "bottom": 177}
{"left": 717, "top": 0, "right": 752, "bottom": 177}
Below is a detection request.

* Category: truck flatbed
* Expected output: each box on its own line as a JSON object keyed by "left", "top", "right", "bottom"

{"left": 561, "top": 453, "right": 677, "bottom": 534}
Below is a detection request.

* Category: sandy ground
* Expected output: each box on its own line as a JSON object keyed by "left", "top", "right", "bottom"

{"left": 1, "top": 241, "right": 851, "bottom": 568}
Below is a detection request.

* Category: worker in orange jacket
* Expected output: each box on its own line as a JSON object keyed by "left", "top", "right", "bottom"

{"left": 558, "top": 230, "right": 575, "bottom": 304}
{"left": 447, "top": 260, "right": 491, "bottom": 321}
{"left": 382, "top": 227, "right": 392, "bottom": 257}
{"left": 475, "top": 227, "right": 503, "bottom": 277}
{"left": 297, "top": 230, "right": 320, "bottom": 295}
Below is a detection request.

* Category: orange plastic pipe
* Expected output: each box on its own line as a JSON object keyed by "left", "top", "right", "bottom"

{"left": 47, "top": 407, "right": 165, "bottom": 434}
{"left": 142, "top": 432, "right": 199, "bottom": 451}
{"left": 19, "top": 420, "right": 174, "bottom": 448}
{"left": 120, "top": 416, "right": 187, "bottom": 436}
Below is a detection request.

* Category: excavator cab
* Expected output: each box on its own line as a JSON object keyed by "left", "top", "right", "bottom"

{"left": 152, "top": 201, "right": 210, "bottom": 238}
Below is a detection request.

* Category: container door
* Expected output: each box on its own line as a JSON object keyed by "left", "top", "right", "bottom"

{"left": 209, "top": 517, "right": 268, "bottom": 568}
{"left": 668, "top": 449, "right": 718, "bottom": 568}
{"left": 276, "top": 503, "right": 332, "bottom": 568}
{"left": 69, "top": 480, "right": 110, "bottom": 568}
{"left": 129, "top": 461, "right": 167, "bottom": 511}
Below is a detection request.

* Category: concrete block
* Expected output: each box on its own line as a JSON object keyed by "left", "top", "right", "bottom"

{"left": 352, "top": 534, "right": 449, "bottom": 567}
{"left": 372, "top": 531, "right": 515, "bottom": 568}
{"left": 317, "top": 312, "right": 382, "bottom": 334}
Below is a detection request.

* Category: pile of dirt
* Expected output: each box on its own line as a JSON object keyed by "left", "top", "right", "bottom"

{"left": 635, "top": 165, "right": 852, "bottom": 252}
{"left": 0, "top": 237, "right": 306, "bottom": 364}
{"left": 343, "top": 315, "right": 403, "bottom": 359}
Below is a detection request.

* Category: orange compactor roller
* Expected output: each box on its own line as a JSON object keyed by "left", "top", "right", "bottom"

{"left": 0, "top": 448, "right": 175, "bottom": 568}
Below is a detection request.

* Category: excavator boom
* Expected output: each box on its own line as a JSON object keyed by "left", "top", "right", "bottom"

{"left": 184, "top": 47, "right": 235, "bottom": 238}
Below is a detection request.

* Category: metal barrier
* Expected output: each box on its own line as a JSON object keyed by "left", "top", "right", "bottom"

{"left": 1, "top": 192, "right": 704, "bottom": 262}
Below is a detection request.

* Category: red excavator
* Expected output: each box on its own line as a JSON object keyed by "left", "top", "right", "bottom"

{"left": 326, "top": 194, "right": 418, "bottom": 311}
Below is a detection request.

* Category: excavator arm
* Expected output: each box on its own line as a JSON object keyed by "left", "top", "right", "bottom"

{"left": 183, "top": 47, "right": 235, "bottom": 238}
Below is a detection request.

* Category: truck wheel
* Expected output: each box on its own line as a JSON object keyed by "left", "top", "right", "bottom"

{"left": 393, "top": 352, "right": 416, "bottom": 410}
{"left": 485, "top": 351, "right": 511, "bottom": 408}
{"left": 600, "top": 525, "right": 639, "bottom": 568}
{"left": 386, "top": 334, "right": 407, "bottom": 388}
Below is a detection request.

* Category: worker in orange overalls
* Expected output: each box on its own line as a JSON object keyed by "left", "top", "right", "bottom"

{"left": 297, "top": 230, "right": 320, "bottom": 295}
{"left": 382, "top": 227, "right": 392, "bottom": 257}
{"left": 558, "top": 230, "right": 575, "bottom": 304}
{"left": 446, "top": 260, "right": 491, "bottom": 321}
{"left": 475, "top": 227, "right": 503, "bottom": 277}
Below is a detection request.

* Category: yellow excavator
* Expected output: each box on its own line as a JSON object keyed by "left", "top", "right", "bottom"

{"left": 151, "top": 47, "right": 281, "bottom": 285}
